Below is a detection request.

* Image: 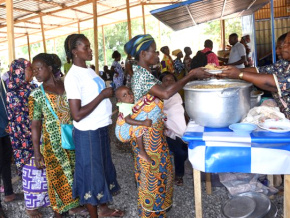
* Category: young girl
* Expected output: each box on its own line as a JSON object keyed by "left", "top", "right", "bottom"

{"left": 160, "top": 72, "right": 188, "bottom": 186}
{"left": 64, "top": 34, "right": 124, "bottom": 218}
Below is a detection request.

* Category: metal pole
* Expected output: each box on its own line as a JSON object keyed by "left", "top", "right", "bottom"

{"left": 270, "top": 0, "right": 276, "bottom": 63}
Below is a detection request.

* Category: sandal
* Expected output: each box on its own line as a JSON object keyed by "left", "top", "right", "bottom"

{"left": 0, "top": 186, "right": 4, "bottom": 193}
{"left": 98, "top": 209, "right": 125, "bottom": 217}
{"left": 4, "top": 193, "right": 24, "bottom": 203}
{"left": 68, "top": 207, "right": 89, "bottom": 216}
{"left": 175, "top": 177, "right": 183, "bottom": 186}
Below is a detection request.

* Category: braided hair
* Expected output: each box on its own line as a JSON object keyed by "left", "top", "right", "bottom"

{"left": 64, "top": 34, "right": 88, "bottom": 61}
{"left": 32, "top": 53, "right": 62, "bottom": 78}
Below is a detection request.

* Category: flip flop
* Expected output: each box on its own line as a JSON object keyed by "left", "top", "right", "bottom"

{"left": 68, "top": 207, "right": 89, "bottom": 216}
{"left": 98, "top": 209, "right": 125, "bottom": 217}
{"left": 0, "top": 186, "right": 4, "bottom": 193}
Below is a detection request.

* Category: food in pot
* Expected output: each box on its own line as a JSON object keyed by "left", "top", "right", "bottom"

{"left": 204, "top": 64, "right": 228, "bottom": 70}
{"left": 190, "top": 84, "right": 239, "bottom": 89}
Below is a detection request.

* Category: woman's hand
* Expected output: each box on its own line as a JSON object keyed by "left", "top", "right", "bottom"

{"left": 188, "top": 67, "right": 212, "bottom": 80}
{"left": 219, "top": 66, "right": 241, "bottom": 79}
{"left": 142, "top": 119, "right": 152, "bottom": 127}
{"left": 34, "top": 153, "right": 45, "bottom": 169}
{"left": 100, "top": 87, "right": 114, "bottom": 99}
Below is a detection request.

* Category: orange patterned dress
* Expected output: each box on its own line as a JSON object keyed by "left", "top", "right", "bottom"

{"left": 29, "top": 88, "right": 79, "bottom": 213}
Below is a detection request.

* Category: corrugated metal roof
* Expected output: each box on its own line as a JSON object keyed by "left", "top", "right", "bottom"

{"left": 0, "top": 0, "right": 179, "bottom": 51}
{"left": 151, "top": 0, "right": 271, "bottom": 31}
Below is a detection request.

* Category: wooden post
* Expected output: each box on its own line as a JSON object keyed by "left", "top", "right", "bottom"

{"left": 26, "top": 33, "right": 31, "bottom": 62}
{"left": 158, "top": 21, "right": 161, "bottom": 47}
{"left": 126, "top": 0, "right": 132, "bottom": 40}
{"left": 142, "top": 4, "right": 146, "bottom": 34}
{"left": 194, "top": 169, "right": 203, "bottom": 218}
{"left": 205, "top": 173, "right": 212, "bottom": 195}
{"left": 40, "top": 16, "right": 47, "bottom": 53}
{"left": 6, "top": 0, "right": 15, "bottom": 63}
{"left": 284, "top": 175, "right": 290, "bottom": 218}
{"left": 78, "top": 20, "right": 80, "bottom": 34}
{"left": 54, "top": 38, "right": 56, "bottom": 53}
{"left": 220, "top": 19, "right": 225, "bottom": 50}
{"left": 102, "top": 25, "right": 107, "bottom": 65}
{"left": 93, "top": 0, "right": 99, "bottom": 74}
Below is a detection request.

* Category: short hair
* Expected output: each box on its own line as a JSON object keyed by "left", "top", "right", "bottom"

{"left": 229, "top": 33, "right": 238, "bottom": 38}
{"left": 204, "top": 40, "right": 213, "bottom": 48}
{"left": 160, "top": 46, "right": 168, "bottom": 54}
{"left": 115, "top": 85, "right": 129, "bottom": 101}
{"left": 184, "top": 47, "right": 191, "bottom": 52}
{"left": 159, "top": 71, "right": 177, "bottom": 82}
{"left": 277, "top": 33, "right": 287, "bottom": 44}
{"left": 112, "top": 51, "right": 121, "bottom": 59}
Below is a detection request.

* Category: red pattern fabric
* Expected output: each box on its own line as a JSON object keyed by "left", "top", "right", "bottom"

{"left": 201, "top": 48, "right": 219, "bottom": 66}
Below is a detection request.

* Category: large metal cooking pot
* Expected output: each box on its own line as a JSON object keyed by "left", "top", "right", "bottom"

{"left": 184, "top": 79, "right": 252, "bottom": 128}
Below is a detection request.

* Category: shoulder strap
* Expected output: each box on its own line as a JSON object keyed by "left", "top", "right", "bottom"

{"left": 205, "top": 51, "right": 213, "bottom": 56}
{"left": 40, "top": 85, "right": 59, "bottom": 120}
{"left": 1, "top": 76, "right": 6, "bottom": 93}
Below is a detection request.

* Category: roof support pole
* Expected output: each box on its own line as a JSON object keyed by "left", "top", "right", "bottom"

{"left": 93, "top": 0, "right": 99, "bottom": 74}
{"left": 220, "top": 19, "right": 225, "bottom": 50}
{"left": 270, "top": 0, "right": 276, "bottom": 63}
{"left": 78, "top": 20, "right": 80, "bottom": 33}
{"left": 26, "top": 33, "right": 31, "bottom": 62}
{"left": 285, "top": 175, "right": 290, "bottom": 218}
{"left": 40, "top": 16, "right": 47, "bottom": 53}
{"left": 6, "top": 0, "right": 15, "bottom": 63}
{"left": 102, "top": 25, "right": 107, "bottom": 65}
{"left": 126, "top": 0, "right": 132, "bottom": 39}
{"left": 142, "top": 4, "right": 146, "bottom": 34}
{"left": 158, "top": 21, "right": 161, "bottom": 47}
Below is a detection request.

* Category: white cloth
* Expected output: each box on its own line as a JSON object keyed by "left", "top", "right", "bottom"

{"left": 163, "top": 93, "right": 186, "bottom": 139}
{"left": 228, "top": 42, "right": 246, "bottom": 69}
{"left": 64, "top": 64, "right": 112, "bottom": 130}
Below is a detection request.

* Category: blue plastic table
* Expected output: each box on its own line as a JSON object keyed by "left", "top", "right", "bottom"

{"left": 182, "top": 121, "right": 290, "bottom": 218}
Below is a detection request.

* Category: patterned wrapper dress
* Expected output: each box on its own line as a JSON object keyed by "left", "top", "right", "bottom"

{"left": 29, "top": 88, "right": 79, "bottom": 213}
{"left": 6, "top": 58, "right": 49, "bottom": 210}
{"left": 116, "top": 65, "right": 173, "bottom": 217}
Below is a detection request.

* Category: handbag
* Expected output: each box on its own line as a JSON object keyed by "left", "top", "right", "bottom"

{"left": 40, "top": 85, "right": 75, "bottom": 150}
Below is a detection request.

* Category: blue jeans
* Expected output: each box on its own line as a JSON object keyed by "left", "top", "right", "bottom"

{"left": 166, "top": 136, "right": 188, "bottom": 178}
{"left": 73, "top": 126, "right": 120, "bottom": 205}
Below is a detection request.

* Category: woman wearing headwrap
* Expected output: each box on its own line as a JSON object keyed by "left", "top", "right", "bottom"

{"left": 121, "top": 34, "right": 211, "bottom": 217}
{"left": 6, "top": 58, "right": 49, "bottom": 218}
{"left": 160, "top": 46, "right": 174, "bottom": 73}
{"left": 172, "top": 49, "right": 186, "bottom": 98}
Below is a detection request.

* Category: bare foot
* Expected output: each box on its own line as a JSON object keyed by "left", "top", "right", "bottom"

{"left": 138, "top": 151, "right": 152, "bottom": 163}
{"left": 99, "top": 205, "right": 125, "bottom": 217}
{"left": 0, "top": 208, "right": 7, "bottom": 218}
{"left": 69, "top": 206, "right": 89, "bottom": 216}
{"left": 53, "top": 211, "right": 62, "bottom": 218}
{"left": 3, "top": 193, "right": 15, "bottom": 202}
{"left": 26, "top": 209, "right": 42, "bottom": 218}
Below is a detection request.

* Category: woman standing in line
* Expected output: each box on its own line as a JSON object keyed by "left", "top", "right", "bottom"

{"left": 111, "top": 50, "right": 125, "bottom": 89}
{"left": 6, "top": 58, "right": 49, "bottom": 218}
{"left": 64, "top": 34, "right": 124, "bottom": 218}
{"left": 29, "top": 53, "right": 87, "bottom": 218}
{"left": 121, "top": 34, "right": 210, "bottom": 217}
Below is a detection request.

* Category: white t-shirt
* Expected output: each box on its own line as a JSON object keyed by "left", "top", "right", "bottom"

{"left": 228, "top": 42, "right": 246, "bottom": 69}
{"left": 64, "top": 64, "right": 112, "bottom": 130}
{"left": 163, "top": 93, "right": 186, "bottom": 139}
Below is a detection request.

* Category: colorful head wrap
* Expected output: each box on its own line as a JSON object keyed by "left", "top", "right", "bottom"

{"left": 124, "top": 34, "right": 155, "bottom": 59}
{"left": 172, "top": 49, "right": 182, "bottom": 56}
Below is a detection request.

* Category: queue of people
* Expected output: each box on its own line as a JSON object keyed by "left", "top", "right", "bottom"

{"left": 0, "top": 30, "right": 289, "bottom": 218}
